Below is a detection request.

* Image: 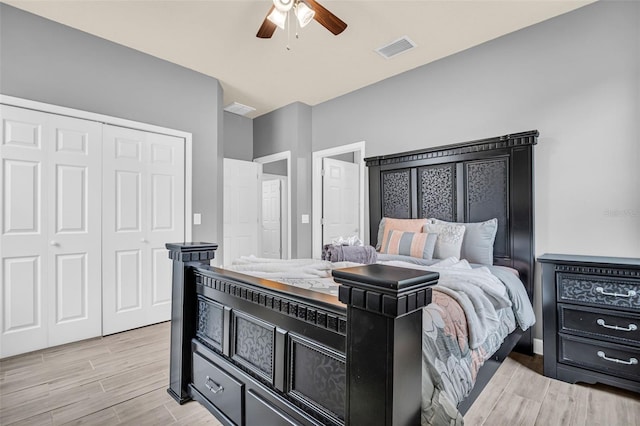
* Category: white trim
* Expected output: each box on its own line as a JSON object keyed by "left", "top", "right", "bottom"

{"left": 533, "top": 338, "right": 543, "bottom": 356}
{"left": 312, "top": 142, "right": 366, "bottom": 259}
{"left": 185, "top": 139, "right": 193, "bottom": 242}
{"left": 254, "top": 151, "right": 292, "bottom": 260}
{"left": 1, "top": 94, "right": 194, "bottom": 242}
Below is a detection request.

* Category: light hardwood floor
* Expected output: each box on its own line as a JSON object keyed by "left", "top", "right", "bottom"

{"left": 1, "top": 322, "right": 638, "bottom": 425}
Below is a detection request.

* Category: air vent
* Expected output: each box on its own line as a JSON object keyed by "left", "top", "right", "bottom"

{"left": 375, "top": 36, "right": 416, "bottom": 59}
{"left": 224, "top": 102, "right": 256, "bottom": 116}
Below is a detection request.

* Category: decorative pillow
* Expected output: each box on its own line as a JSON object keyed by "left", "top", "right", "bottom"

{"left": 375, "top": 217, "right": 429, "bottom": 251}
{"left": 429, "top": 218, "right": 498, "bottom": 265}
{"left": 422, "top": 222, "right": 466, "bottom": 259}
{"left": 381, "top": 230, "right": 437, "bottom": 260}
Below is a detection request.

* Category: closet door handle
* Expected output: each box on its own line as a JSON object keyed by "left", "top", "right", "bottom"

{"left": 140, "top": 238, "right": 147, "bottom": 243}
{"left": 595, "top": 287, "right": 636, "bottom": 298}
{"left": 49, "top": 240, "right": 59, "bottom": 247}
{"left": 596, "top": 319, "right": 637, "bottom": 332}
{"left": 597, "top": 351, "right": 638, "bottom": 365}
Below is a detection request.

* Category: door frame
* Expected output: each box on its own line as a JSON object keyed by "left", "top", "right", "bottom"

{"left": 254, "top": 151, "right": 292, "bottom": 259}
{"left": 0, "top": 94, "right": 193, "bottom": 241}
{"left": 312, "top": 142, "right": 366, "bottom": 259}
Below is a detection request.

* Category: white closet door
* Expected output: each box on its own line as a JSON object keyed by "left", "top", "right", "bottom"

{"left": 47, "top": 115, "right": 102, "bottom": 346}
{"left": 0, "top": 105, "right": 102, "bottom": 358}
{"left": 146, "top": 132, "right": 185, "bottom": 325}
{"left": 102, "top": 125, "right": 184, "bottom": 335}
{"left": 1, "top": 106, "right": 50, "bottom": 357}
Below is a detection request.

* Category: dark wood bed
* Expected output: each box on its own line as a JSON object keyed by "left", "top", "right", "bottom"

{"left": 166, "top": 130, "right": 538, "bottom": 425}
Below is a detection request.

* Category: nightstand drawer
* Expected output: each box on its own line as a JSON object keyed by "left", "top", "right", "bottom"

{"left": 557, "top": 273, "right": 640, "bottom": 312}
{"left": 559, "top": 335, "right": 639, "bottom": 381}
{"left": 193, "top": 351, "right": 245, "bottom": 425}
{"left": 559, "top": 305, "right": 640, "bottom": 346}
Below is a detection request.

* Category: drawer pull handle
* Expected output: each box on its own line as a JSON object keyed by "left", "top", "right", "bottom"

{"left": 595, "top": 287, "right": 637, "bottom": 298}
{"left": 596, "top": 319, "right": 638, "bottom": 332}
{"left": 597, "top": 351, "right": 638, "bottom": 365}
{"left": 205, "top": 376, "right": 224, "bottom": 394}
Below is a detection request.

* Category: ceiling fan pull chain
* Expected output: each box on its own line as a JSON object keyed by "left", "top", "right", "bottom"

{"left": 286, "top": 9, "right": 291, "bottom": 50}
{"left": 295, "top": 2, "right": 300, "bottom": 39}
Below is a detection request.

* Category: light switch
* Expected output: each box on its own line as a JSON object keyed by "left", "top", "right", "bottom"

{"left": 301, "top": 214, "right": 309, "bottom": 224}
{"left": 193, "top": 213, "right": 202, "bottom": 225}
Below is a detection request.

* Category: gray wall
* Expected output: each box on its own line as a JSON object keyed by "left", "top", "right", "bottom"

{"left": 223, "top": 111, "right": 253, "bottom": 161}
{"left": 256, "top": 0, "right": 640, "bottom": 342}
{"left": 263, "top": 159, "right": 287, "bottom": 176}
{"left": 0, "top": 4, "right": 224, "bottom": 245}
{"left": 311, "top": 0, "right": 639, "bottom": 260}
{"left": 254, "top": 102, "right": 312, "bottom": 258}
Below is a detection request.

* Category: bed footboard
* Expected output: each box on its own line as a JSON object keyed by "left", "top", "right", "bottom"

{"left": 166, "top": 243, "right": 438, "bottom": 426}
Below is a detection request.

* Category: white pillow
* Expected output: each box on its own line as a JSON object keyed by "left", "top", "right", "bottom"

{"left": 430, "top": 218, "right": 498, "bottom": 265}
{"left": 423, "top": 222, "right": 465, "bottom": 259}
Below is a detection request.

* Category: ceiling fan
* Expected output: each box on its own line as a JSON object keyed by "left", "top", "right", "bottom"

{"left": 257, "top": 0, "right": 347, "bottom": 39}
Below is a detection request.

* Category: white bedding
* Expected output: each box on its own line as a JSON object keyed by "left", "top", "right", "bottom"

{"left": 225, "top": 255, "right": 535, "bottom": 347}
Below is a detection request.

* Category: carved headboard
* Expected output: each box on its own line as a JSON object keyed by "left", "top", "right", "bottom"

{"left": 365, "top": 130, "right": 538, "bottom": 353}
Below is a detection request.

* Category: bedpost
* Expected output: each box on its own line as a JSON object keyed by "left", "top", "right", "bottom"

{"left": 333, "top": 264, "right": 438, "bottom": 425}
{"left": 165, "top": 242, "right": 218, "bottom": 404}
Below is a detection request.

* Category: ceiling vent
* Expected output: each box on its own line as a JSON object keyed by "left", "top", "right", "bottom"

{"left": 375, "top": 36, "right": 416, "bottom": 59}
{"left": 224, "top": 102, "right": 256, "bottom": 116}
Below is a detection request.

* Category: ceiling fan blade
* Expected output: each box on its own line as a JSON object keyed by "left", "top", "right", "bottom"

{"left": 257, "top": 5, "right": 278, "bottom": 38}
{"left": 306, "top": 0, "right": 347, "bottom": 35}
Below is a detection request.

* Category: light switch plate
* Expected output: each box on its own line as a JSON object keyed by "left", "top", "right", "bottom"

{"left": 301, "top": 214, "right": 309, "bottom": 224}
{"left": 193, "top": 213, "right": 202, "bottom": 225}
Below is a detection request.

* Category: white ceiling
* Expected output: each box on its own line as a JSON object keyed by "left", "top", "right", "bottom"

{"left": 5, "top": 0, "right": 595, "bottom": 118}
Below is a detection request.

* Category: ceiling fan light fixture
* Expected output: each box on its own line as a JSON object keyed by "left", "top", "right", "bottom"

{"left": 273, "top": 0, "right": 294, "bottom": 12}
{"left": 267, "top": 8, "right": 287, "bottom": 30}
{"left": 295, "top": 1, "right": 315, "bottom": 28}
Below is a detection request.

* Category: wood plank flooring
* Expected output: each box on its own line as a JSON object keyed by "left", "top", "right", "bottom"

{"left": 1, "top": 322, "right": 638, "bottom": 425}
{"left": 464, "top": 352, "right": 640, "bottom": 426}
{"left": 0, "top": 322, "right": 219, "bottom": 425}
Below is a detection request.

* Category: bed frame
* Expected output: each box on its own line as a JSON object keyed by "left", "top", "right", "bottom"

{"left": 167, "top": 130, "right": 538, "bottom": 425}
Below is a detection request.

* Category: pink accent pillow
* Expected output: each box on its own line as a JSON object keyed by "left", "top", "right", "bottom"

{"left": 377, "top": 217, "right": 429, "bottom": 251}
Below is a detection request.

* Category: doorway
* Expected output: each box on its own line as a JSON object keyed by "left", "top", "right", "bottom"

{"left": 254, "top": 151, "right": 291, "bottom": 259}
{"left": 312, "top": 142, "right": 366, "bottom": 259}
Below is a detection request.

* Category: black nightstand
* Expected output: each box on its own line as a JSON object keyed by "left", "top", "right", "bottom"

{"left": 539, "top": 254, "right": 640, "bottom": 393}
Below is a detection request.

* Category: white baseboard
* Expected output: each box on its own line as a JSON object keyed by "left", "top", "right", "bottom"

{"left": 533, "top": 338, "right": 543, "bottom": 355}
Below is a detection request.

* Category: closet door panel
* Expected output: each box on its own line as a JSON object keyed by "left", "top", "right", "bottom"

{"left": 116, "top": 171, "right": 142, "bottom": 231}
{"left": 103, "top": 126, "right": 147, "bottom": 334}
{"left": 3, "top": 159, "right": 41, "bottom": 234}
{"left": 151, "top": 247, "right": 172, "bottom": 306}
{"left": 1, "top": 106, "right": 49, "bottom": 357}
{"left": 115, "top": 249, "right": 142, "bottom": 311}
{"left": 54, "top": 253, "right": 86, "bottom": 321}
{"left": 146, "top": 133, "right": 184, "bottom": 324}
{"left": 2, "top": 255, "right": 45, "bottom": 356}
{"left": 102, "top": 126, "right": 184, "bottom": 334}
{"left": 47, "top": 115, "right": 101, "bottom": 347}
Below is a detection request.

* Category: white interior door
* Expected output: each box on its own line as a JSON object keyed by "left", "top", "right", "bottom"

{"left": 1, "top": 105, "right": 102, "bottom": 357}
{"left": 223, "top": 159, "right": 259, "bottom": 266}
{"left": 322, "top": 158, "right": 360, "bottom": 245}
{"left": 102, "top": 125, "right": 184, "bottom": 335}
{"left": 261, "top": 179, "right": 281, "bottom": 259}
